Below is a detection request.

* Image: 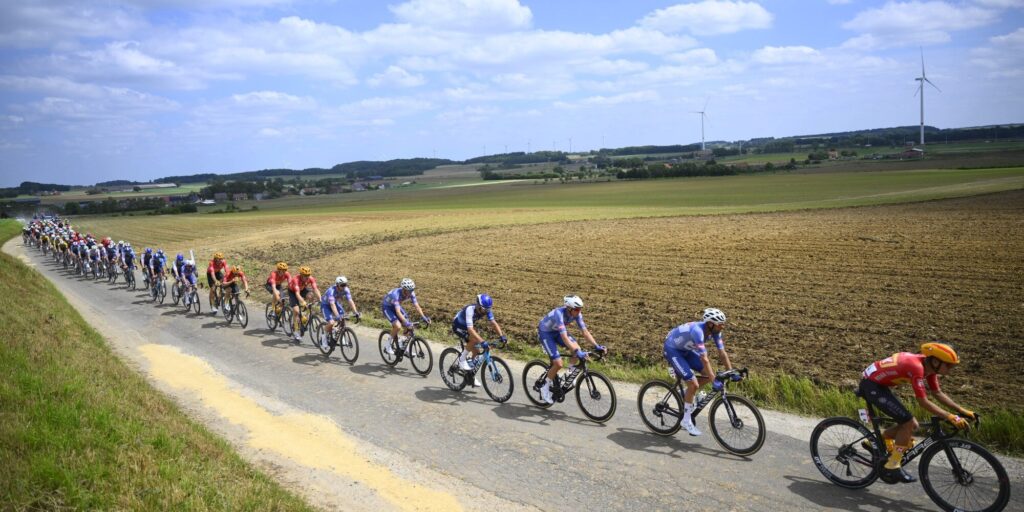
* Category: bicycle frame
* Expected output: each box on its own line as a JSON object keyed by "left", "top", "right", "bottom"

{"left": 859, "top": 399, "right": 963, "bottom": 468}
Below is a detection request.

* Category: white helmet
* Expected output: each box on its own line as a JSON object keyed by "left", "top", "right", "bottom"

{"left": 400, "top": 278, "right": 415, "bottom": 291}
{"left": 335, "top": 276, "right": 348, "bottom": 286}
{"left": 702, "top": 308, "right": 727, "bottom": 325}
{"left": 563, "top": 295, "right": 584, "bottom": 309}
{"left": 185, "top": 259, "right": 195, "bottom": 266}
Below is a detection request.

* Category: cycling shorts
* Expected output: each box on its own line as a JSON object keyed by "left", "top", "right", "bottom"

{"left": 264, "top": 282, "right": 285, "bottom": 296}
{"left": 859, "top": 378, "right": 914, "bottom": 424}
{"left": 207, "top": 270, "right": 224, "bottom": 287}
{"left": 538, "top": 330, "right": 576, "bottom": 361}
{"left": 381, "top": 304, "right": 408, "bottom": 325}
{"left": 663, "top": 344, "right": 704, "bottom": 382}
{"left": 321, "top": 302, "right": 342, "bottom": 322}
{"left": 288, "top": 290, "right": 302, "bottom": 307}
{"left": 225, "top": 282, "right": 240, "bottom": 295}
{"left": 184, "top": 274, "right": 196, "bottom": 286}
{"left": 452, "top": 322, "right": 469, "bottom": 343}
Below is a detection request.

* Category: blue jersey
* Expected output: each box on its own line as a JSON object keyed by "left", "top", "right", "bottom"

{"left": 124, "top": 252, "right": 135, "bottom": 266}
{"left": 381, "top": 287, "right": 417, "bottom": 308}
{"left": 182, "top": 262, "right": 196, "bottom": 276}
{"left": 150, "top": 255, "right": 166, "bottom": 272}
{"left": 173, "top": 260, "right": 185, "bottom": 275}
{"left": 321, "top": 285, "right": 352, "bottom": 308}
{"left": 664, "top": 321, "right": 723, "bottom": 355}
{"left": 453, "top": 304, "right": 494, "bottom": 329}
{"left": 538, "top": 306, "right": 586, "bottom": 333}
{"left": 105, "top": 246, "right": 116, "bottom": 258}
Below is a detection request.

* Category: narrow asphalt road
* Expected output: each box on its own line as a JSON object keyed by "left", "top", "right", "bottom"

{"left": 8, "top": 239, "right": 1020, "bottom": 512}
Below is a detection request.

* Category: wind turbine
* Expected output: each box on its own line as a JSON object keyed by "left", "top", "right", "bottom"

{"left": 690, "top": 99, "right": 710, "bottom": 152}
{"left": 915, "top": 49, "right": 940, "bottom": 146}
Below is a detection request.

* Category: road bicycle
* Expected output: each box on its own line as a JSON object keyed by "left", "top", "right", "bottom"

{"left": 150, "top": 274, "right": 167, "bottom": 303}
{"left": 106, "top": 260, "right": 119, "bottom": 284}
{"left": 123, "top": 265, "right": 136, "bottom": 290}
{"left": 223, "top": 290, "right": 249, "bottom": 328}
{"left": 181, "top": 283, "right": 201, "bottom": 314}
{"left": 378, "top": 323, "right": 433, "bottom": 376}
{"left": 637, "top": 368, "right": 766, "bottom": 456}
{"left": 810, "top": 388, "right": 1010, "bottom": 512}
{"left": 312, "top": 313, "right": 359, "bottom": 363}
{"left": 170, "top": 277, "right": 184, "bottom": 305}
{"left": 280, "top": 299, "right": 318, "bottom": 342}
{"left": 264, "top": 297, "right": 287, "bottom": 332}
{"left": 439, "top": 338, "right": 514, "bottom": 403}
{"left": 522, "top": 350, "right": 616, "bottom": 423}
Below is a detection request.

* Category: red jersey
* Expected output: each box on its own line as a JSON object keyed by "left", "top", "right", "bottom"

{"left": 863, "top": 352, "right": 940, "bottom": 399}
{"left": 222, "top": 269, "right": 248, "bottom": 285}
{"left": 207, "top": 258, "right": 228, "bottom": 274}
{"left": 289, "top": 275, "right": 317, "bottom": 293}
{"left": 266, "top": 270, "right": 291, "bottom": 286}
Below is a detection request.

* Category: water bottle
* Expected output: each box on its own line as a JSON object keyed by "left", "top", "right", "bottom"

{"left": 667, "top": 366, "right": 676, "bottom": 379}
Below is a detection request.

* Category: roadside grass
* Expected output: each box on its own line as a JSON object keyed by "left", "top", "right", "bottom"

{"left": 0, "top": 220, "right": 314, "bottom": 511}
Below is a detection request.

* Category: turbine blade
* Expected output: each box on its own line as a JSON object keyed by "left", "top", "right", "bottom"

{"left": 924, "top": 78, "right": 940, "bottom": 92}
{"left": 920, "top": 47, "right": 926, "bottom": 76}
{"left": 703, "top": 97, "right": 709, "bottom": 111}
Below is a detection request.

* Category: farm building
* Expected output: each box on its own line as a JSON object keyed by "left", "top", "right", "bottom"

{"left": 900, "top": 148, "right": 924, "bottom": 159}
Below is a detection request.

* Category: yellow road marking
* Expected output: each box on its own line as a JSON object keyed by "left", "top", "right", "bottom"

{"left": 139, "top": 343, "right": 463, "bottom": 512}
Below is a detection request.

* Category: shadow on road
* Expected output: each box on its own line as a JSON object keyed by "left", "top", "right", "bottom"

{"left": 261, "top": 336, "right": 295, "bottom": 349}
{"left": 606, "top": 427, "right": 740, "bottom": 461}
{"left": 346, "top": 361, "right": 408, "bottom": 379}
{"left": 490, "top": 401, "right": 606, "bottom": 427}
{"left": 783, "top": 475, "right": 933, "bottom": 512}
{"left": 414, "top": 385, "right": 489, "bottom": 407}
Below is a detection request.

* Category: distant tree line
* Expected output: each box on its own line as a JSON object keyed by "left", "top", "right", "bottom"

{"left": 466, "top": 151, "right": 569, "bottom": 165}
{"left": 616, "top": 161, "right": 739, "bottom": 180}
{"left": 157, "top": 158, "right": 454, "bottom": 184}
{"left": 0, "top": 181, "right": 73, "bottom": 198}
{"left": 61, "top": 197, "right": 197, "bottom": 215}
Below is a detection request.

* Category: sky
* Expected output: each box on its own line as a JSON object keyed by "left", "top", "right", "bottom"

{"left": 0, "top": 0, "right": 1022, "bottom": 186}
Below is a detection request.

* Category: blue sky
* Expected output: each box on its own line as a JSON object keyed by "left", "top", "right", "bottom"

{"left": 1, "top": 0, "right": 1022, "bottom": 186}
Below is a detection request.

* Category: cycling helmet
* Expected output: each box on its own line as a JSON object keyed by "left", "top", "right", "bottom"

{"left": 335, "top": 276, "right": 348, "bottom": 286}
{"left": 117, "top": 240, "right": 124, "bottom": 246}
{"left": 125, "top": 242, "right": 131, "bottom": 248}
{"left": 400, "top": 278, "right": 416, "bottom": 291}
{"left": 156, "top": 249, "right": 164, "bottom": 256}
{"left": 232, "top": 265, "right": 244, "bottom": 274}
{"left": 213, "top": 252, "right": 224, "bottom": 260}
{"left": 176, "top": 253, "right": 184, "bottom": 262}
{"left": 476, "top": 293, "right": 493, "bottom": 310}
{"left": 299, "top": 266, "right": 311, "bottom": 276}
{"left": 921, "top": 342, "right": 959, "bottom": 364}
{"left": 702, "top": 308, "right": 727, "bottom": 325}
{"left": 564, "top": 295, "right": 584, "bottom": 309}
{"left": 276, "top": 261, "right": 288, "bottom": 271}
{"left": 145, "top": 247, "right": 152, "bottom": 255}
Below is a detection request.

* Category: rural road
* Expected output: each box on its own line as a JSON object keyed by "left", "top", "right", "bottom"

{"left": 8, "top": 238, "right": 1021, "bottom": 512}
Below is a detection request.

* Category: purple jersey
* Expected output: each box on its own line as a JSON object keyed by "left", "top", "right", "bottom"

{"left": 538, "top": 306, "right": 586, "bottom": 333}
{"left": 322, "top": 285, "right": 352, "bottom": 308}
{"left": 664, "top": 321, "right": 724, "bottom": 355}
{"left": 382, "top": 287, "right": 417, "bottom": 308}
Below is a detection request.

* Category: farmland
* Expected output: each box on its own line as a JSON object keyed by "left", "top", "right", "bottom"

{"left": 72, "top": 168, "right": 1024, "bottom": 412}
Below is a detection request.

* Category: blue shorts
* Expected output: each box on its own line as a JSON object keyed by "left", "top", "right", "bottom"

{"left": 452, "top": 322, "right": 468, "bottom": 342}
{"left": 538, "top": 330, "right": 576, "bottom": 361}
{"left": 321, "top": 302, "right": 343, "bottom": 322}
{"left": 664, "top": 344, "right": 704, "bottom": 381}
{"left": 184, "top": 274, "right": 196, "bottom": 286}
{"left": 381, "top": 304, "right": 407, "bottom": 325}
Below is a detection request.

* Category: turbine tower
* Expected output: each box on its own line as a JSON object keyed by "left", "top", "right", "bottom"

{"left": 690, "top": 99, "right": 710, "bottom": 152}
{"left": 915, "top": 49, "right": 940, "bottom": 145}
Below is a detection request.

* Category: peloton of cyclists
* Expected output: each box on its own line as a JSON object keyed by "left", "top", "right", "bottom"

{"left": 859, "top": 342, "right": 974, "bottom": 484}
{"left": 662, "top": 308, "right": 734, "bottom": 436}
{"left": 536, "top": 295, "right": 606, "bottom": 405}
{"left": 318, "top": 276, "right": 361, "bottom": 352}
{"left": 381, "top": 278, "right": 430, "bottom": 355}
{"left": 452, "top": 293, "right": 507, "bottom": 386}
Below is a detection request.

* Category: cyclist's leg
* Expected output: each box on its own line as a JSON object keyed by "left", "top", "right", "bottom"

{"left": 665, "top": 345, "right": 701, "bottom": 402}
{"left": 859, "top": 379, "right": 917, "bottom": 474}
{"left": 538, "top": 331, "right": 565, "bottom": 381}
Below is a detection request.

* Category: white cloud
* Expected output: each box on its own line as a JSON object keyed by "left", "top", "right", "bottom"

{"left": 752, "top": 45, "right": 823, "bottom": 64}
{"left": 436, "top": 105, "right": 500, "bottom": 123}
{"left": 367, "top": 65, "right": 426, "bottom": 87}
{"left": 639, "top": 1, "right": 773, "bottom": 36}
{"left": 389, "top": 0, "right": 532, "bottom": 31}
{"left": 971, "top": 0, "right": 1024, "bottom": 8}
{"left": 828, "top": 0, "right": 854, "bottom": 4}
{"left": 970, "top": 28, "right": 1024, "bottom": 77}
{"left": 257, "top": 127, "right": 283, "bottom": 137}
{"left": 991, "top": 27, "right": 1024, "bottom": 45}
{"left": 231, "top": 91, "right": 316, "bottom": 109}
{"left": 667, "top": 48, "right": 719, "bottom": 65}
{"left": 7, "top": 115, "right": 25, "bottom": 124}
{"left": 841, "top": 1, "right": 998, "bottom": 49}
{"left": 0, "top": 3, "right": 143, "bottom": 48}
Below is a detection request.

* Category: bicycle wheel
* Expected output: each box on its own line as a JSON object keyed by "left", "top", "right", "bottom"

{"left": 236, "top": 302, "right": 248, "bottom": 328}
{"left": 637, "top": 380, "right": 683, "bottom": 436}
{"left": 708, "top": 395, "right": 766, "bottom": 456}
{"left": 191, "top": 292, "right": 201, "bottom": 314}
{"left": 171, "top": 282, "right": 180, "bottom": 305}
{"left": 264, "top": 303, "right": 278, "bottom": 331}
{"left": 521, "top": 360, "right": 553, "bottom": 408}
{"left": 339, "top": 327, "right": 359, "bottom": 363}
{"left": 809, "top": 417, "right": 880, "bottom": 489}
{"left": 307, "top": 315, "right": 322, "bottom": 344}
{"left": 158, "top": 281, "right": 166, "bottom": 304}
{"left": 438, "top": 348, "right": 468, "bottom": 391}
{"left": 482, "top": 356, "right": 514, "bottom": 403}
{"left": 224, "top": 300, "right": 236, "bottom": 324}
{"left": 575, "top": 370, "right": 616, "bottom": 423}
{"left": 919, "top": 439, "right": 1011, "bottom": 512}
{"left": 281, "top": 308, "right": 295, "bottom": 337}
{"left": 378, "top": 331, "right": 399, "bottom": 366}
{"left": 314, "top": 321, "right": 332, "bottom": 356}
{"left": 407, "top": 336, "right": 433, "bottom": 376}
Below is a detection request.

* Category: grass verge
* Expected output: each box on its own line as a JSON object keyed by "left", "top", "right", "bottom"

{"left": 0, "top": 220, "right": 314, "bottom": 511}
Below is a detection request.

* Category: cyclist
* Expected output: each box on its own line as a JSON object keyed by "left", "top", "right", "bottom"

{"left": 122, "top": 244, "right": 137, "bottom": 279}
{"left": 318, "top": 276, "right": 361, "bottom": 351}
{"left": 206, "top": 252, "right": 228, "bottom": 315}
{"left": 663, "top": 308, "right": 733, "bottom": 436}
{"left": 287, "top": 266, "right": 321, "bottom": 342}
{"left": 103, "top": 239, "right": 117, "bottom": 275}
{"left": 860, "top": 342, "right": 974, "bottom": 484}
{"left": 220, "top": 265, "right": 250, "bottom": 310}
{"left": 452, "top": 293, "right": 507, "bottom": 386}
{"left": 381, "top": 278, "right": 430, "bottom": 355}
{"left": 536, "top": 295, "right": 606, "bottom": 405}
{"left": 142, "top": 248, "right": 154, "bottom": 287}
{"left": 265, "top": 261, "right": 291, "bottom": 314}
{"left": 149, "top": 249, "right": 168, "bottom": 294}
{"left": 180, "top": 258, "right": 199, "bottom": 306}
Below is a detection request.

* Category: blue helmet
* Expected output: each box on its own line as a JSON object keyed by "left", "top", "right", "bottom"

{"left": 176, "top": 253, "right": 184, "bottom": 262}
{"left": 476, "top": 293, "right": 493, "bottom": 310}
{"left": 156, "top": 249, "right": 164, "bottom": 256}
{"left": 145, "top": 247, "right": 152, "bottom": 255}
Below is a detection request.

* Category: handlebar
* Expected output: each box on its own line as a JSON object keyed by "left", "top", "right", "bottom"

{"left": 715, "top": 367, "right": 749, "bottom": 382}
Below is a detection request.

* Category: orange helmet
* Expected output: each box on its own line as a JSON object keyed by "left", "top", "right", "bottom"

{"left": 921, "top": 342, "right": 959, "bottom": 365}
{"left": 299, "top": 266, "right": 311, "bottom": 277}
